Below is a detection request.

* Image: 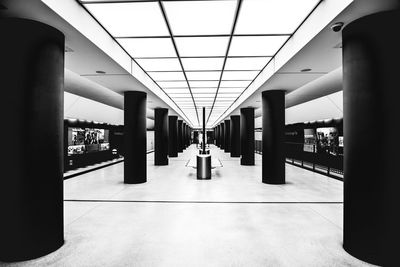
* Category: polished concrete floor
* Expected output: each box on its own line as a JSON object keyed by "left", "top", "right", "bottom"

{"left": 1, "top": 145, "right": 374, "bottom": 267}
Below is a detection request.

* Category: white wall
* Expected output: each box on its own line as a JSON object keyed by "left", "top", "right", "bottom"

{"left": 65, "top": 91, "right": 123, "bottom": 125}
{"left": 285, "top": 91, "right": 343, "bottom": 124}
{"left": 64, "top": 91, "right": 155, "bottom": 129}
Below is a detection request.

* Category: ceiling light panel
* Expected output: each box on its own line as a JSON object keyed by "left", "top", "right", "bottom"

{"left": 85, "top": 2, "right": 169, "bottom": 37}
{"left": 186, "top": 71, "right": 221, "bottom": 81}
{"left": 193, "top": 94, "right": 215, "bottom": 98}
{"left": 164, "top": 88, "right": 189, "bottom": 94}
{"left": 181, "top": 57, "right": 224, "bottom": 71}
{"left": 158, "top": 81, "right": 188, "bottom": 88}
{"left": 175, "top": 37, "right": 229, "bottom": 57}
{"left": 118, "top": 38, "right": 177, "bottom": 58}
{"left": 220, "top": 80, "right": 251, "bottom": 87}
{"left": 169, "top": 93, "right": 192, "bottom": 98}
{"left": 190, "top": 81, "right": 220, "bottom": 88}
{"left": 218, "top": 87, "right": 245, "bottom": 93}
{"left": 225, "top": 57, "right": 271, "bottom": 70}
{"left": 135, "top": 58, "right": 181, "bottom": 71}
{"left": 163, "top": 0, "right": 237, "bottom": 35}
{"left": 148, "top": 71, "right": 185, "bottom": 81}
{"left": 235, "top": 0, "right": 319, "bottom": 34}
{"left": 191, "top": 88, "right": 217, "bottom": 94}
{"left": 222, "top": 71, "right": 259, "bottom": 80}
{"left": 229, "top": 36, "right": 289, "bottom": 56}
{"left": 217, "top": 93, "right": 240, "bottom": 98}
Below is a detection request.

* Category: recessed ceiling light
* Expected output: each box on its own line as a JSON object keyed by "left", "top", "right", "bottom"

{"left": 96, "top": 70, "right": 106, "bottom": 74}
{"left": 300, "top": 68, "right": 312, "bottom": 72}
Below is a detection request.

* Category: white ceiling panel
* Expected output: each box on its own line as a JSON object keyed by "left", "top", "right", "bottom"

{"left": 235, "top": 0, "right": 319, "bottom": 34}
{"left": 175, "top": 37, "right": 229, "bottom": 57}
{"left": 186, "top": 71, "right": 221, "bottom": 80}
{"left": 157, "top": 81, "right": 188, "bottom": 88}
{"left": 229, "top": 36, "right": 289, "bottom": 56}
{"left": 222, "top": 71, "right": 259, "bottom": 80}
{"left": 163, "top": 0, "right": 237, "bottom": 35}
{"left": 225, "top": 57, "right": 271, "bottom": 70}
{"left": 220, "top": 80, "right": 251, "bottom": 87}
{"left": 191, "top": 88, "right": 217, "bottom": 94}
{"left": 135, "top": 58, "right": 181, "bottom": 71}
{"left": 118, "top": 38, "right": 176, "bottom": 57}
{"left": 181, "top": 57, "right": 225, "bottom": 71}
{"left": 190, "top": 81, "right": 220, "bottom": 88}
{"left": 85, "top": 2, "right": 168, "bottom": 37}
{"left": 218, "top": 87, "right": 246, "bottom": 93}
{"left": 148, "top": 71, "right": 185, "bottom": 81}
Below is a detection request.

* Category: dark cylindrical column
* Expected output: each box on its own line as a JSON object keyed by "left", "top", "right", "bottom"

{"left": 182, "top": 122, "right": 186, "bottom": 149}
{"left": 216, "top": 125, "right": 220, "bottom": 147}
{"left": 177, "top": 120, "right": 183, "bottom": 152}
{"left": 262, "top": 90, "right": 285, "bottom": 184}
{"left": 230, "top": 115, "right": 241, "bottom": 157}
{"left": 224, "top": 120, "right": 231, "bottom": 153}
{"left": 220, "top": 122, "right": 225, "bottom": 149}
{"left": 187, "top": 125, "right": 190, "bottom": 146}
{"left": 168, "top": 116, "right": 178, "bottom": 157}
{"left": 124, "top": 91, "right": 147, "bottom": 184}
{"left": 342, "top": 10, "right": 400, "bottom": 266}
{"left": 240, "top": 108, "right": 255, "bottom": 165}
{"left": 155, "top": 108, "right": 169, "bottom": 165}
{"left": 0, "top": 18, "right": 64, "bottom": 262}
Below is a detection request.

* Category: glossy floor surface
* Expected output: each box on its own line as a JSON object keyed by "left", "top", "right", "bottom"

{"left": 1, "top": 145, "right": 374, "bottom": 267}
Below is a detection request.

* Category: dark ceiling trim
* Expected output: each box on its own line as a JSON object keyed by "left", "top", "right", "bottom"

{"left": 147, "top": 70, "right": 260, "bottom": 73}
{"left": 77, "top": 0, "right": 195, "bottom": 126}
{"left": 115, "top": 33, "right": 291, "bottom": 39}
{"left": 81, "top": 0, "right": 235, "bottom": 4}
{"left": 158, "top": 0, "right": 200, "bottom": 125}
{"left": 211, "top": 0, "right": 324, "bottom": 127}
{"left": 134, "top": 55, "right": 273, "bottom": 59}
{"left": 206, "top": 0, "right": 243, "bottom": 125}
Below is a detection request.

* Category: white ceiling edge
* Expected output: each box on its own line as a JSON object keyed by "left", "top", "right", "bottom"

{"left": 253, "top": 90, "right": 343, "bottom": 128}
{"left": 65, "top": 69, "right": 156, "bottom": 120}
{"left": 285, "top": 91, "right": 343, "bottom": 124}
{"left": 65, "top": 91, "right": 156, "bottom": 129}
{"left": 64, "top": 91, "right": 124, "bottom": 125}
{"left": 41, "top": 0, "right": 195, "bottom": 127}
{"left": 211, "top": 0, "right": 353, "bottom": 127}
{"left": 285, "top": 67, "right": 342, "bottom": 108}
{"left": 246, "top": 67, "right": 342, "bottom": 119}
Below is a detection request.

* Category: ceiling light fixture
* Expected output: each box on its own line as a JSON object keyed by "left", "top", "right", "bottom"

{"left": 96, "top": 70, "right": 106, "bottom": 74}
{"left": 300, "top": 68, "right": 312, "bottom": 72}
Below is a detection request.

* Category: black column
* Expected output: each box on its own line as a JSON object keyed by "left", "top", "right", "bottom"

{"left": 224, "top": 120, "right": 231, "bottom": 153}
{"left": 216, "top": 125, "right": 220, "bottom": 147}
{"left": 177, "top": 120, "right": 183, "bottom": 152}
{"left": 0, "top": 18, "right": 64, "bottom": 262}
{"left": 240, "top": 108, "right": 255, "bottom": 165}
{"left": 262, "top": 90, "right": 285, "bottom": 184}
{"left": 154, "top": 108, "right": 169, "bottom": 165}
{"left": 220, "top": 122, "right": 225, "bottom": 150}
{"left": 230, "top": 115, "right": 241, "bottom": 157}
{"left": 186, "top": 125, "right": 190, "bottom": 146}
{"left": 124, "top": 91, "right": 147, "bottom": 184}
{"left": 182, "top": 122, "right": 186, "bottom": 149}
{"left": 168, "top": 116, "right": 178, "bottom": 157}
{"left": 342, "top": 10, "right": 400, "bottom": 266}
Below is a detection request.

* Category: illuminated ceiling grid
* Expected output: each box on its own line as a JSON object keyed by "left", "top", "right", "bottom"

{"left": 79, "top": 0, "right": 321, "bottom": 127}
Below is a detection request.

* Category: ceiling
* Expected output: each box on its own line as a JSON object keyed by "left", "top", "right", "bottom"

{"left": 2, "top": 0, "right": 397, "bottom": 129}
{"left": 78, "top": 0, "right": 321, "bottom": 127}
{"left": 218, "top": 0, "right": 399, "bottom": 122}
